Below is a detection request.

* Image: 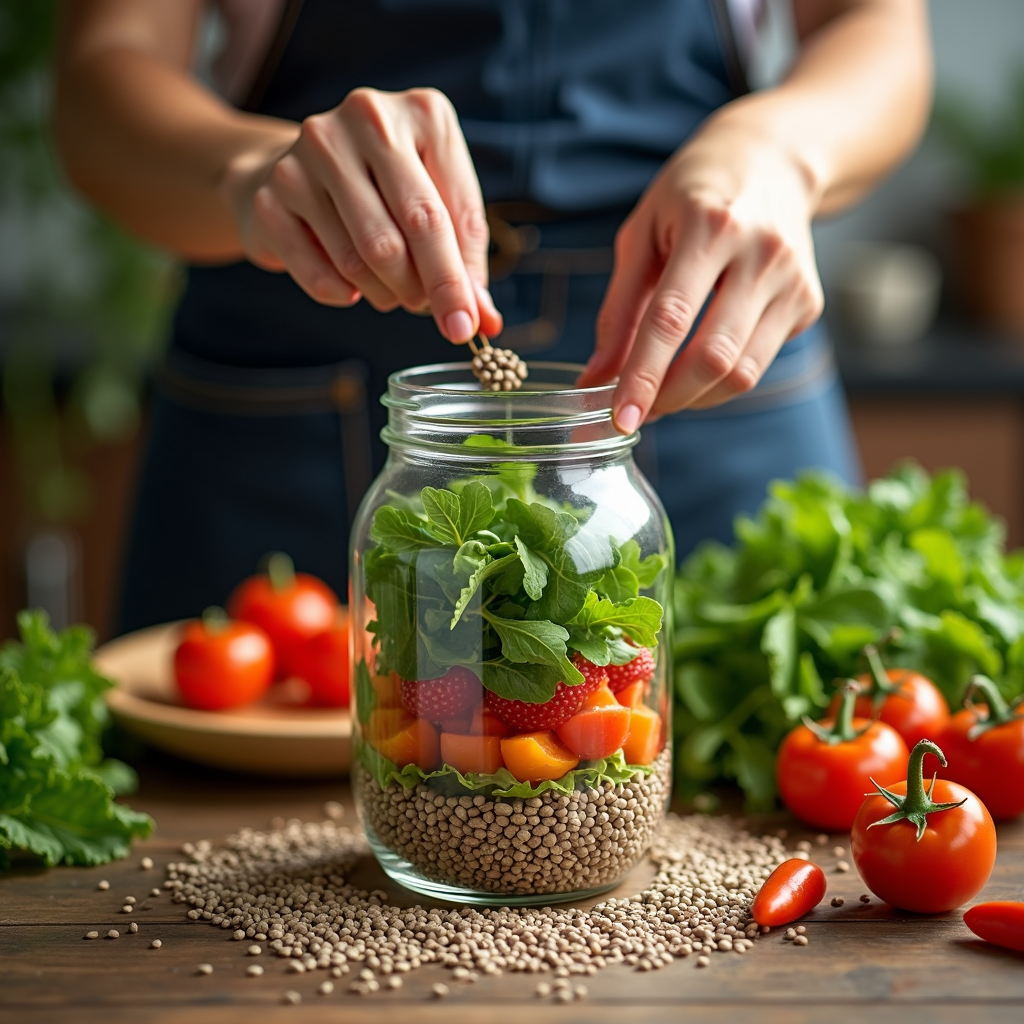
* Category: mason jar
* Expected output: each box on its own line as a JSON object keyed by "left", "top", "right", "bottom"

{"left": 349, "top": 362, "right": 673, "bottom": 904}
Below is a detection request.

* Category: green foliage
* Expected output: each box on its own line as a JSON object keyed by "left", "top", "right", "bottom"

{"left": 0, "top": 611, "right": 153, "bottom": 867}
{"left": 933, "top": 72, "right": 1024, "bottom": 198}
{"left": 673, "top": 464, "right": 1024, "bottom": 810}
{"left": 359, "top": 740, "right": 653, "bottom": 800}
{"left": 364, "top": 470, "right": 665, "bottom": 704}
{"left": 0, "top": 0, "right": 176, "bottom": 525}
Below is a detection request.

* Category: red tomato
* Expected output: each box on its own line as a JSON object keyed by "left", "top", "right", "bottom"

{"left": 827, "top": 667, "right": 949, "bottom": 752}
{"left": 940, "top": 676, "right": 1024, "bottom": 822}
{"left": 228, "top": 552, "right": 338, "bottom": 679}
{"left": 851, "top": 739, "right": 996, "bottom": 913}
{"left": 291, "top": 618, "right": 351, "bottom": 707}
{"left": 751, "top": 859, "right": 827, "bottom": 927}
{"left": 777, "top": 684, "right": 909, "bottom": 831}
{"left": 173, "top": 612, "right": 274, "bottom": 711}
{"left": 963, "top": 902, "right": 1024, "bottom": 952}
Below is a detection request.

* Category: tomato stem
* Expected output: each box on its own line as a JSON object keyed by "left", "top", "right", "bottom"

{"left": 863, "top": 644, "right": 900, "bottom": 699}
{"left": 964, "top": 674, "right": 1017, "bottom": 738}
{"left": 265, "top": 552, "right": 296, "bottom": 592}
{"left": 803, "top": 680, "right": 871, "bottom": 745}
{"left": 201, "top": 606, "right": 230, "bottom": 635}
{"left": 866, "top": 738, "right": 968, "bottom": 842}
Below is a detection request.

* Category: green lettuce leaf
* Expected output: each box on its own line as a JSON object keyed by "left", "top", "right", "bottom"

{"left": 359, "top": 741, "right": 653, "bottom": 800}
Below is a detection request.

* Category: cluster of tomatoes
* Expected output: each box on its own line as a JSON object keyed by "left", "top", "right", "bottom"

{"left": 753, "top": 644, "right": 1024, "bottom": 954}
{"left": 173, "top": 553, "right": 350, "bottom": 711}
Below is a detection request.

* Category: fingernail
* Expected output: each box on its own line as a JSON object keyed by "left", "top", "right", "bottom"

{"left": 615, "top": 403, "right": 643, "bottom": 434}
{"left": 443, "top": 310, "right": 475, "bottom": 343}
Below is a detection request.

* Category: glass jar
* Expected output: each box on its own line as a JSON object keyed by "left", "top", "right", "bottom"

{"left": 350, "top": 362, "right": 673, "bottom": 905}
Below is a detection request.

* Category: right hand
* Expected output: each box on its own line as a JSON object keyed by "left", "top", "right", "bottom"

{"left": 221, "top": 87, "right": 502, "bottom": 344}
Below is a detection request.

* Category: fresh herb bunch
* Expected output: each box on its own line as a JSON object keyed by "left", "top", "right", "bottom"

{"left": 673, "top": 464, "right": 1024, "bottom": 809}
{"left": 362, "top": 480, "right": 665, "bottom": 709}
{"left": 0, "top": 611, "right": 153, "bottom": 867}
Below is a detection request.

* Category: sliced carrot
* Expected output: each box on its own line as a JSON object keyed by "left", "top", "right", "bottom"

{"left": 622, "top": 706, "right": 663, "bottom": 766}
{"left": 365, "top": 707, "right": 409, "bottom": 744}
{"left": 469, "top": 705, "right": 512, "bottom": 736}
{"left": 556, "top": 703, "right": 631, "bottom": 760}
{"left": 370, "top": 671, "right": 404, "bottom": 708}
{"left": 500, "top": 731, "right": 580, "bottom": 783}
{"left": 583, "top": 685, "right": 619, "bottom": 709}
{"left": 440, "top": 733, "right": 505, "bottom": 775}
{"left": 376, "top": 718, "right": 441, "bottom": 770}
{"left": 616, "top": 680, "right": 646, "bottom": 710}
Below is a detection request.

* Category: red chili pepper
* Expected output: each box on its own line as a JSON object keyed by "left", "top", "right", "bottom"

{"left": 964, "top": 902, "right": 1024, "bottom": 953}
{"left": 751, "top": 858, "right": 827, "bottom": 927}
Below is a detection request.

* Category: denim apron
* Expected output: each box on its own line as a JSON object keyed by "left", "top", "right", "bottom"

{"left": 117, "top": 0, "right": 859, "bottom": 633}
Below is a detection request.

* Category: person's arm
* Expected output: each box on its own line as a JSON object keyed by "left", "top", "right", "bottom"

{"left": 53, "top": 0, "right": 501, "bottom": 342}
{"left": 579, "top": 0, "right": 932, "bottom": 427}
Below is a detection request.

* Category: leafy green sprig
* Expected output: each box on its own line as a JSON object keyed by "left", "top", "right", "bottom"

{"left": 364, "top": 479, "right": 664, "bottom": 705}
{"left": 0, "top": 611, "right": 153, "bottom": 867}
{"left": 673, "top": 464, "right": 1024, "bottom": 810}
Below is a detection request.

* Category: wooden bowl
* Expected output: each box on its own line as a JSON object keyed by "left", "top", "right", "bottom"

{"left": 95, "top": 623, "right": 351, "bottom": 777}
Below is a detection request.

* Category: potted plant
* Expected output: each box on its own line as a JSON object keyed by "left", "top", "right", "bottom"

{"left": 935, "top": 75, "right": 1024, "bottom": 334}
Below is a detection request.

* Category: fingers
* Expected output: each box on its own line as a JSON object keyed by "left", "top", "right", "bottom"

{"left": 578, "top": 218, "right": 660, "bottom": 388}
{"left": 609, "top": 244, "right": 725, "bottom": 433}
{"left": 249, "top": 183, "right": 360, "bottom": 307}
{"left": 419, "top": 104, "right": 503, "bottom": 338}
{"left": 646, "top": 262, "right": 775, "bottom": 415}
{"left": 684, "top": 295, "right": 797, "bottom": 410}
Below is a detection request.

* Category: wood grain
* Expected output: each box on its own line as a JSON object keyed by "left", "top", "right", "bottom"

{"left": 2, "top": 750, "right": 1022, "bottom": 1023}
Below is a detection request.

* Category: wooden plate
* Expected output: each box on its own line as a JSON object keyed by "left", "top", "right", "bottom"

{"left": 95, "top": 623, "right": 351, "bottom": 777}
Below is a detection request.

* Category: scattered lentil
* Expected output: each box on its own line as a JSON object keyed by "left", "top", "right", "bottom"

{"left": 836, "top": 860, "right": 850, "bottom": 873}
{"left": 796, "top": 926, "right": 806, "bottom": 934}
{"left": 283, "top": 990, "right": 301, "bottom": 1005}
{"left": 696, "top": 955, "right": 710, "bottom": 967}
{"left": 106, "top": 930, "right": 119, "bottom": 939}
{"left": 121, "top": 905, "right": 134, "bottom": 914}
{"left": 150, "top": 939, "right": 162, "bottom": 949}
{"left": 97, "top": 880, "right": 110, "bottom": 891}
{"left": 832, "top": 846, "right": 846, "bottom": 857}
{"left": 796, "top": 840, "right": 812, "bottom": 852}
{"left": 536, "top": 982, "right": 552, "bottom": 997}
{"left": 792, "top": 850, "right": 810, "bottom": 861}
{"left": 324, "top": 801, "right": 345, "bottom": 820}
{"left": 784, "top": 928, "right": 797, "bottom": 940}
{"left": 793, "top": 935, "right": 809, "bottom": 946}
{"left": 831, "top": 897, "right": 845, "bottom": 908}
{"left": 141, "top": 857, "right": 154, "bottom": 870}
{"left": 574, "top": 984, "right": 588, "bottom": 1000}
{"left": 432, "top": 983, "right": 450, "bottom": 998}
{"left": 84, "top": 931, "right": 99, "bottom": 940}
{"left": 555, "top": 988, "right": 573, "bottom": 1003}
{"left": 163, "top": 796, "right": 786, "bottom": 990}
{"left": 149, "top": 888, "right": 161, "bottom": 898}
{"left": 197, "top": 963, "right": 213, "bottom": 975}
{"left": 860, "top": 894, "right": 872, "bottom": 904}
{"left": 319, "top": 981, "right": 335, "bottom": 995}
{"left": 129, "top": 922, "right": 138, "bottom": 934}
{"left": 246, "top": 964, "right": 264, "bottom": 977}
{"left": 815, "top": 834, "right": 828, "bottom": 846}
{"left": 287, "top": 960, "right": 306, "bottom": 974}
{"left": 124, "top": 896, "right": 136, "bottom": 904}
{"left": 247, "top": 944, "right": 262, "bottom": 956}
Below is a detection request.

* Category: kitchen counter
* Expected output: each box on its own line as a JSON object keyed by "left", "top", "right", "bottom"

{"left": 2, "top": 749, "right": 1022, "bottom": 1024}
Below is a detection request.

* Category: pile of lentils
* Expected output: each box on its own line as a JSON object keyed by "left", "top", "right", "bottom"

{"left": 356, "top": 747, "right": 672, "bottom": 896}
{"left": 164, "top": 787, "right": 788, "bottom": 992}
{"left": 469, "top": 338, "right": 529, "bottom": 391}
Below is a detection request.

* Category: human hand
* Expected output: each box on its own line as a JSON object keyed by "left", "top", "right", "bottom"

{"left": 221, "top": 87, "right": 502, "bottom": 343}
{"left": 578, "top": 114, "right": 824, "bottom": 431}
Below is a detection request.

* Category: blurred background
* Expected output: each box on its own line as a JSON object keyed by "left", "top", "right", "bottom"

{"left": 3, "top": 0, "right": 1024, "bottom": 642}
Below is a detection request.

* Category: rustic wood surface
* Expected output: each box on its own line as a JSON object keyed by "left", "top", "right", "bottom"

{"left": 2, "top": 749, "right": 1022, "bottom": 1024}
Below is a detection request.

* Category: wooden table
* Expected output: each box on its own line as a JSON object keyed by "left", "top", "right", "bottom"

{"left": 2, "top": 749, "right": 1022, "bottom": 1024}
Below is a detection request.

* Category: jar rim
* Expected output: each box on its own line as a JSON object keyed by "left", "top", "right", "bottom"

{"left": 381, "top": 361, "right": 635, "bottom": 460}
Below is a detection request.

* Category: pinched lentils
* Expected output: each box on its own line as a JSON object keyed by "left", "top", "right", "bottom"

{"left": 163, "top": 804, "right": 786, "bottom": 987}
{"left": 357, "top": 747, "right": 672, "bottom": 896}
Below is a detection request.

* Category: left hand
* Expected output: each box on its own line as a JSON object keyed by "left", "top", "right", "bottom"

{"left": 578, "top": 115, "right": 825, "bottom": 431}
